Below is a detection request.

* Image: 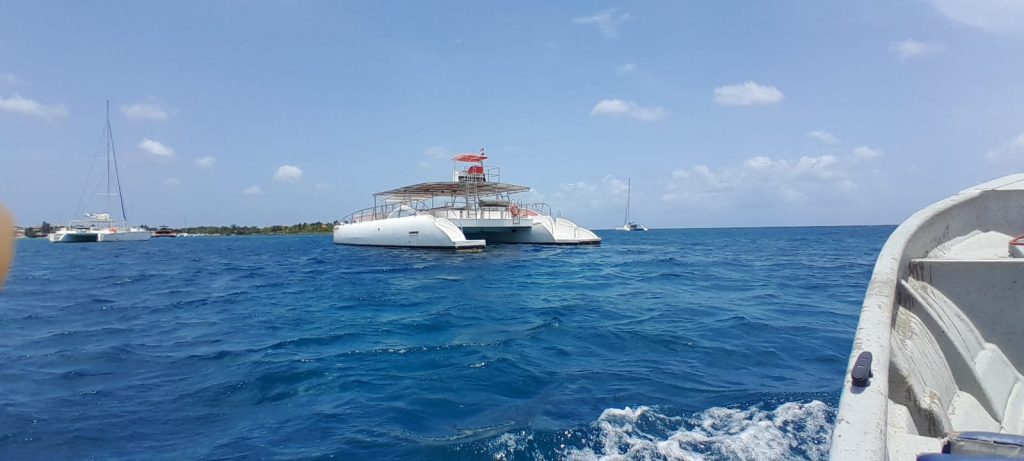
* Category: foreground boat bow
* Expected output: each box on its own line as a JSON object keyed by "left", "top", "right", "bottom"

{"left": 831, "top": 174, "right": 1024, "bottom": 460}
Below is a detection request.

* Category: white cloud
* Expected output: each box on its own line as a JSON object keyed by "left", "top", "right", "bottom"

{"left": 243, "top": 185, "right": 262, "bottom": 196}
{"left": 0, "top": 94, "right": 68, "bottom": 119}
{"left": 930, "top": 0, "right": 1024, "bottom": 35}
{"left": 273, "top": 164, "right": 303, "bottom": 183}
{"left": 423, "top": 146, "right": 449, "bottom": 159}
{"left": 615, "top": 63, "right": 636, "bottom": 74}
{"left": 985, "top": 132, "right": 1024, "bottom": 164}
{"left": 418, "top": 146, "right": 450, "bottom": 169}
{"left": 590, "top": 99, "right": 667, "bottom": 121}
{"left": 164, "top": 177, "right": 180, "bottom": 185}
{"left": 561, "top": 175, "right": 629, "bottom": 196}
{"left": 120, "top": 102, "right": 169, "bottom": 120}
{"left": 852, "top": 146, "right": 883, "bottom": 160}
{"left": 889, "top": 40, "right": 944, "bottom": 61}
{"left": 572, "top": 8, "right": 632, "bottom": 39}
{"left": 553, "top": 175, "right": 631, "bottom": 212}
{"left": 713, "top": 82, "right": 784, "bottom": 106}
{"left": 806, "top": 130, "right": 839, "bottom": 145}
{"left": 138, "top": 138, "right": 175, "bottom": 159}
{"left": 194, "top": 156, "right": 216, "bottom": 168}
{"left": 663, "top": 154, "right": 857, "bottom": 209}
{"left": 315, "top": 182, "right": 331, "bottom": 191}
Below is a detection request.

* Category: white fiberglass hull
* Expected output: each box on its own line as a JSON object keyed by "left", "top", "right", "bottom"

{"left": 48, "top": 230, "right": 98, "bottom": 243}
{"left": 619, "top": 224, "right": 648, "bottom": 232}
{"left": 97, "top": 229, "right": 151, "bottom": 241}
{"left": 49, "top": 228, "right": 151, "bottom": 243}
{"left": 458, "top": 215, "right": 601, "bottom": 245}
{"left": 333, "top": 214, "right": 485, "bottom": 249}
{"left": 831, "top": 174, "right": 1024, "bottom": 460}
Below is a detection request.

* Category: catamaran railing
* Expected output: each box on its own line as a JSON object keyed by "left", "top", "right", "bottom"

{"left": 339, "top": 200, "right": 556, "bottom": 225}
{"left": 340, "top": 202, "right": 420, "bottom": 224}
{"left": 65, "top": 218, "right": 131, "bottom": 230}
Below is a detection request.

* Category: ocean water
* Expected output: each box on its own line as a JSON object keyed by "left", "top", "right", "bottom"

{"left": 0, "top": 227, "right": 891, "bottom": 460}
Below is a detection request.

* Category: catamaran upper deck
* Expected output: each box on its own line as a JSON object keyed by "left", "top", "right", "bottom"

{"left": 373, "top": 181, "right": 530, "bottom": 202}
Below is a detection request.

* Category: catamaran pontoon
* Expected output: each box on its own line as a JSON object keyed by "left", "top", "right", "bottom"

{"left": 333, "top": 150, "right": 601, "bottom": 249}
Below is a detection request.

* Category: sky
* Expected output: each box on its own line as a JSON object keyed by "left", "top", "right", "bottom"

{"left": 2, "top": 1, "right": 1024, "bottom": 229}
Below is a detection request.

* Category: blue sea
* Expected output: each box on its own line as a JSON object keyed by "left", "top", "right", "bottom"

{"left": 0, "top": 227, "right": 891, "bottom": 460}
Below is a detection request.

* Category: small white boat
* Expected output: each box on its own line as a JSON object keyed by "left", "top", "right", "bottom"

{"left": 152, "top": 226, "right": 178, "bottom": 238}
{"left": 621, "top": 222, "right": 648, "bottom": 232}
{"left": 50, "top": 102, "right": 151, "bottom": 244}
{"left": 831, "top": 174, "right": 1024, "bottom": 460}
{"left": 618, "top": 178, "right": 647, "bottom": 232}
{"left": 334, "top": 149, "right": 601, "bottom": 249}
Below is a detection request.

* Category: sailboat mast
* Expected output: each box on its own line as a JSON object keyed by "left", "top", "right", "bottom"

{"left": 624, "top": 178, "right": 631, "bottom": 226}
{"left": 106, "top": 101, "right": 111, "bottom": 216}
{"left": 106, "top": 100, "right": 129, "bottom": 224}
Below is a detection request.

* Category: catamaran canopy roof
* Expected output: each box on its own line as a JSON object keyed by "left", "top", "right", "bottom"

{"left": 374, "top": 181, "right": 530, "bottom": 201}
{"left": 453, "top": 153, "right": 488, "bottom": 163}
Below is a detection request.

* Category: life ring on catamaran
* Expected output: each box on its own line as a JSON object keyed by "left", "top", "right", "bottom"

{"left": 509, "top": 204, "right": 521, "bottom": 217}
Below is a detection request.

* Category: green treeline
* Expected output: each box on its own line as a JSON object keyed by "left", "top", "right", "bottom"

{"left": 18, "top": 221, "right": 335, "bottom": 237}
{"left": 171, "top": 222, "right": 335, "bottom": 235}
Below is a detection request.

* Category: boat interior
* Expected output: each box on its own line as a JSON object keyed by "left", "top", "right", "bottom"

{"left": 883, "top": 185, "right": 1024, "bottom": 459}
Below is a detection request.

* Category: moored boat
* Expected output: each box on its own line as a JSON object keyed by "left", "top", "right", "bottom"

{"left": 49, "top": 213, "right": 150, "bottom": 242}
{"left": 50, "top": 102, "right": 151, "bottom": 244}
{"left": 831, "top": 174, "right": 1024, "bottom": 460}
{"left": 152, "top": 226, "right": 178, "bottom": 238}
{"left": 618, "top": 178, "right": 648, "bottom": 232}
{"left": 333, "top": 149, "right": 601, "bottom": 249}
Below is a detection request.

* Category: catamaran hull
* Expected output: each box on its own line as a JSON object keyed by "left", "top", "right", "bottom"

{"left": 333, "top": 215, "right": 485, "bottom": 249}
{"left": 97, "top": 230, "right": 151, "bottom": 242}
{"left": 460, "top": 216, "right": 601, "bottom": 245}
{"left": 49, "top": 229, "right": 151, "bottom": 243}
{"left": 48, "top": 232, "right": 98, "bottom": 243}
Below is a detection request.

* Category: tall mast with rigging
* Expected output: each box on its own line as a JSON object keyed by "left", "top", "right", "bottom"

{"left": 624, "top": 178, "right": 631, "bottom": 226}
{"left": 106, "top": 100, "right": 129, "bottom": 224}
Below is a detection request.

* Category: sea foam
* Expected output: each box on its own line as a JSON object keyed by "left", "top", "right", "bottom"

{"left": 563, "top": 401, "right": 833, "bottom": 461}
{"left": 485, "top": 400, "right": 833, "bottom": 461}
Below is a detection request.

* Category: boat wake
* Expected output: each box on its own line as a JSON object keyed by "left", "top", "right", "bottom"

{"left": 484, "top": 400, "right": 834, "bottom": 461}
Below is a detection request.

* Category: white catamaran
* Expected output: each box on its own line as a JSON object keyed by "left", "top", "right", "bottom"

{"left": 50, "top": 101, "right": 151, "bottom": 243}
{"left": 333, "top": 150, "right": 601, "bottom": 249}
{"left": 619, "top": 178, "right": 647, "bottom": 232}
{"left": 831, "top": 174, "right": 1024, "bottom": 460}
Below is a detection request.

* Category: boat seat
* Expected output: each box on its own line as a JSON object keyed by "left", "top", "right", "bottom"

{"left": 917, "top": 431, "right": 1024, "bottom": 459}
{"left": 901, "top": 261, "right": 1024, "bottom": 433}
{"left": 950, "top": 431, "right": 1024, "bottom": 453}
{"left": 918, "top": 456, "right": 1021, "bottom": 460}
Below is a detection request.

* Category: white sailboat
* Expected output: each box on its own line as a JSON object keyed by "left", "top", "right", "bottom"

{"left": 619, "top": 178, "right": 648, "bottom": 231}
{"left": 50, "top": 101, "right": 151, "bottom": 243}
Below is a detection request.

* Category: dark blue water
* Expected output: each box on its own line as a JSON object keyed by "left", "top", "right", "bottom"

{"left": 0, "top": 227, "right": 891, "bottom": 460}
